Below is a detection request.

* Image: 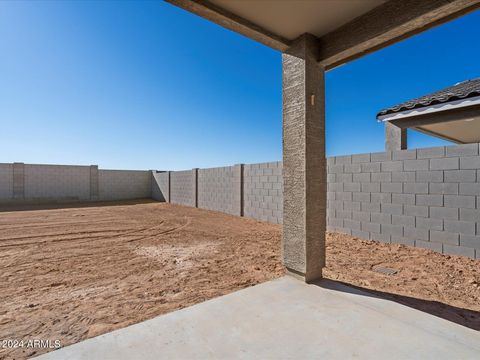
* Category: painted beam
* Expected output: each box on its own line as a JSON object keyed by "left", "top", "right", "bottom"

{"left": 165, "top": 0, "right": 291, "bottom": 51}
{"left": 318, "top": 0, "right": 480, "bottom": 69}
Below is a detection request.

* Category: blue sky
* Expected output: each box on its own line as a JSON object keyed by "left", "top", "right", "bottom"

{"left": 0, "top": 1, "right": 478, "bottom": 170}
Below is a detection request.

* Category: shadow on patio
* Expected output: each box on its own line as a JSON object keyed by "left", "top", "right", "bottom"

{"left": 317, "top": 279, "right": 480, "bottom": 331}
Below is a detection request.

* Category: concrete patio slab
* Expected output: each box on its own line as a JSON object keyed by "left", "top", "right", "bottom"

{"left": 36, "top": 276, "right": 480, "bottom": 360}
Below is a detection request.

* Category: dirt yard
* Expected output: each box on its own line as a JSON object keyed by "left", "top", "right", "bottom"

{"left": 323, "top": 232, "right": 480, "bottom": 330}
{"left": 0, "top": 201, "right": 283, "bottom": 359}
{"left": 0, "top": 201, "right": 479, "bottom": 359}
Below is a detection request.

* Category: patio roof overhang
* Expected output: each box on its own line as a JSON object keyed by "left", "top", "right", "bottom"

{"left": 380, "top": 102, "right": 480, "bottom": 145}
{"left": 165, "top": 0, "right": 480, "bottom": 282}
{"left": 166, "top": 0, "right": 480, "bottom": 69}
{"left": 378, "top": 79, "right": 480, "bottom": 145}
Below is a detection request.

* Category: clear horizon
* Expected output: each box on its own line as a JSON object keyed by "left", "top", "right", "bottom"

{"left": 0, "top": 1, "right": 479, "bottom": 170}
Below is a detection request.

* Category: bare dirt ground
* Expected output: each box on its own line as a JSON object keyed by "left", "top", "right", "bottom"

{"left": 0, "top": 201, "right": 479, "bottom": 359}
{"left": 0, "top": 201, "right": 283, "bottom": 359}
{"left": 323, "top": 232, "right": 480, "bottom": 330}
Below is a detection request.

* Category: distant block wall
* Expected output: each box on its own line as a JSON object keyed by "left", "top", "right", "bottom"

{"left": 24, "top": 164, "right": 91, "bottom": 200}
{"left": 0, "top": 163, "right": 152, "bottom": 203}
{"left": 165, "top": 162, "right": 282, "bottom": 223}
{"left": 163, "top": 145, "right": 479, "bottom": 259}
{"left": 198, "top": 166, "right": 241, "bottom": 216}
{"left": 170, "top": 170, "right": 196, "bottom": 207}
{"left": 327, "top": 144, "right": 480, "bottom": 259}
{"left": 244, "top": 161, "right": 283, "bottom": 224}
{"left": 0, "top": 164, "right": 13, "bottom": 199}
{"left": 98, "top": 170, "right": 151, "bottom": 201}
{"left": 152, "top": 171, "right": 169, "bottom": 202}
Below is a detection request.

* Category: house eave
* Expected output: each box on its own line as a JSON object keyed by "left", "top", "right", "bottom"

{"left": 377, "top": 95, "right": 480, "bottom": 122}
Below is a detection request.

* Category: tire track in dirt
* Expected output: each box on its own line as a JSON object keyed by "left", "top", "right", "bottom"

{"left": 0, "top": 219, "right": 120, "bottom": 230}
{"left": 0, "top": 229, "right": 136, "bottom": 242}
{"left": 0, "top": 201, "right": 280, "bottom": 359}
{"left": 0, "top": 221, "right": 172, "bottom": 250}
{"left": 126, "top": 216, "right": 192, "bottom": 243}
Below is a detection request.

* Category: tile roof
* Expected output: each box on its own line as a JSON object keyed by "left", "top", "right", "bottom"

{"left": 377, "top": 78, "right": 480, "bottom": 118}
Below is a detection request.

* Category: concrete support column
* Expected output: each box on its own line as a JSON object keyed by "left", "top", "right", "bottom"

{"left": 385, "top": 121, "right": 407, "bottom": 151}
{"left": 12, "top": 162, "right": 25, "bottom": 199}
{"left": 192, "top": 168, "right": 199, "bottom": 208}
{"left": 282, "top": 34, "right": 326, "bottom": 282}
{"left": 233, "top": 164, "right": 244, "bottom": 216}
{"left": 90, "top": 165, "right": 99, "bottom": 200}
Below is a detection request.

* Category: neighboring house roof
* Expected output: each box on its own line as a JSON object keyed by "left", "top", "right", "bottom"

{"left": 377, "top": 78, "right": 480, "bottom": 118}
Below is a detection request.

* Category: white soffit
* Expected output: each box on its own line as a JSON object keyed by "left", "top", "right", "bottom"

{"left": 418, "top": 117, "right": 480, "bottom": 144}
{"left": 378, "top": 96, "right": 480, "bottom": 122}
{"left": 211, "top": 0, "right": 386, "bottom": 41}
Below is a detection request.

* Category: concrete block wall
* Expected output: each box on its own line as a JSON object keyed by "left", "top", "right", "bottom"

{"left": 2, "top": 143, "right": 478, "bottom": 260}
{"left": 327, "top": 144, "right": 480, "bottom": 259}
{"left": 165, "top": 162, "right": 282, "bottom": 223}
{"left": 0, "top": 163, "right": 152, "bottom": 203}
{"left": 198, "top": 166, "right": 241, "bottom": 216}
{"left": 98, "top": 170, "right": 152, "bottom": 201}
{"left": 13, "top": 163, "right": 25, "bottom": 199}
{"left": 170, "top": 170, "right": 196, "bottom": 207}
{"left": 90, "top": 166, "right": 99, "bottom": 200}
{"left": 0, "top": 164, "right": 13, "bottom": 199}
{"left": 24, "top": 164, "right": 91, "bottom": 200}
{"left": 243, "top": 161, "right": 283, "bottom": 224}
{"left": 152, "top": 171, "right": 170, "bottom": 202}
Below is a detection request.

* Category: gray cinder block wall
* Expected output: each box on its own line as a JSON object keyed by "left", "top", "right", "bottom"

{"left": 170, "top": 170, "right": 196, "bottom": 207}
{"left": 198, "top": 165, "right": 242, "bottom": 216}
{"left": 156, "top": 162, "right": 283, "bottom": 223}
{"left": 152, "top": 171, "right": 170, "bottom": 202}
{"left": 0, "top": 164, "right": 13, "bottom": 199}
{"left": 98, "top": 170, "right": 151, "bottom": 201}
{"left": 161, "top": 145, "right": 479, "bottom": 259}
{"left": 327, "top": 144, "right": 480, "bottom": 259}
{"left": 24, "top": 164, "right": 91, "bottom": 200}
{"left": 2, "top": 143, "right": 479, "bottom": 260}
{"left": 90, "top": 165, "right": 99, "bottom": 200}
{"left": 244, "top": 161, "right": 283, "bottom": 224}
{"left": 13, "top": 163, "right": 25, "bottom": 199}
{"left": 0, "top": 163, "right": 153, "bottom": 203}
